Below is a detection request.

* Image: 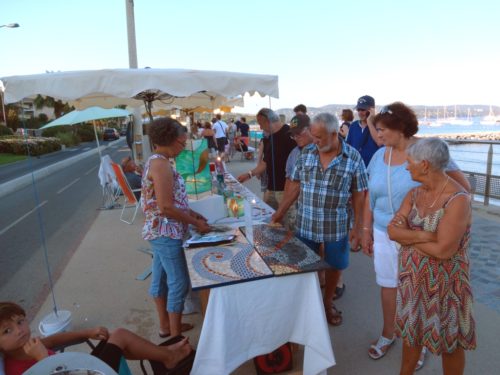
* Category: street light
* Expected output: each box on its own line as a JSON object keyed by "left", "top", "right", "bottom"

{"left": 0, "top": 23, "right": 20, "bottom": 28}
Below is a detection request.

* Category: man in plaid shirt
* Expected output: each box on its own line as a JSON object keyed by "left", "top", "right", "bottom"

{"left": 272, "top": 112, "right": 368, "bottom": 326}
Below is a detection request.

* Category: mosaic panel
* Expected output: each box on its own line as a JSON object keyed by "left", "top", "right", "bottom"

{"left": 185, "top": 242, "right": 273, "bottom": 290}
{"left": 240, "top": 224, "right": 330, "bottom": 275}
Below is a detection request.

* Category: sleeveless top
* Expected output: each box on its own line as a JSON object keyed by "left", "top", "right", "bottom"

{"left": 395, "top": 190, "right": 476, "bottom": 354}
{"left": 141, "top": 154, "right": 189, "bottom": 240}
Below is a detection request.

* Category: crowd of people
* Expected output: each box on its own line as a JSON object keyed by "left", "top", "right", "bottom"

{"left": 1, "top": 98, "right": 476, "bottom": 374}
{"left": 237, "top": 97, "right": 476, "bottom": 374}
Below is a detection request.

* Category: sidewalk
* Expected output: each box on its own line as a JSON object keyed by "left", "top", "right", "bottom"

{"left": 31, "top": 158, "right": 500, "bottom": 374}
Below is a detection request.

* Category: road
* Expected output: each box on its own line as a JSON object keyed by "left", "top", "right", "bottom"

{"left": 0, "top": 141, "right": 101, "bottom": 184}
{"left": 0, "top": 139, "right": 132, "bottom": 316}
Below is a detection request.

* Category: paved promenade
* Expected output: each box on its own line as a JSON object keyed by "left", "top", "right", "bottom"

{"left": 28, "top": 158, "right": 500, "bottom": 374}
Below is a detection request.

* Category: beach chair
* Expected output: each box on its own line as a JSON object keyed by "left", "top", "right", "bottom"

{"left": 111, "top": 162, "right": 141, "bottom": 224}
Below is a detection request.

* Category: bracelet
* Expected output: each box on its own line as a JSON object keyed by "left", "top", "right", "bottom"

{"left": 248, "top": 170, "right": 253, "bottom": 178}
{"left": 362, "top": 227, "right": 372, "bottom": 231}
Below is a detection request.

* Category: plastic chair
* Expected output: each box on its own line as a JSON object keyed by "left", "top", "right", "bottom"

{"left": 111, "top": 162, "right": 141, "bottom": 224}
{"left": 23, "top": 352, "right": 119, "bottom": 375}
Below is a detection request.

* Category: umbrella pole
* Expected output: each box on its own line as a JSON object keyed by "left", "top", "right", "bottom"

{"left": 93, "top": 120, "right": 103, "bottom": 160}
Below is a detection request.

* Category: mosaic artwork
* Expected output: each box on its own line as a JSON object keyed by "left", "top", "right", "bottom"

{"left": 240, "top": 224, "right": 330, "bottom": 275}
{"left": 185, "top": 241, "right": 273, "bottom": 290}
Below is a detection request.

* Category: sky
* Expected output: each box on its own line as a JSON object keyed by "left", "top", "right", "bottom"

{"left": 1, "top": 0, "right": 500, "bottom": 112}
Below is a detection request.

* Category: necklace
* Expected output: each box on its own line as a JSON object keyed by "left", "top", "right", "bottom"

{"left": 427, "top": 175, "right": 450, "bottom": 208}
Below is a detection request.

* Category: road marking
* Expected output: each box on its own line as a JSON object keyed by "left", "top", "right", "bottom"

{"left": 57, "top": 178, "right": 80, "bottom": 194}
{"left": 0, "top": 200, "right": 48, "bottom": 236}
{"left": 84, "top": 165, "right": 98, "bottom": 175}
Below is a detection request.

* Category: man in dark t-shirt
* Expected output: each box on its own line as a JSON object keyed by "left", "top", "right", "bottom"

{"left": 237, "top": 108, "right": 296, "bottom": 211}
{"left": 238, "top": 117, "right": 250, "bottom": 137}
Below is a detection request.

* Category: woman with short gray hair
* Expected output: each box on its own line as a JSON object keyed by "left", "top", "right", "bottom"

{"left": 388, "top": 137, "right": 476, "bottom": 375}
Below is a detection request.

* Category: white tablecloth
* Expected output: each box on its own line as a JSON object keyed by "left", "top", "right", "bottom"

{"left": 191, "top": 272, "right": 335, "bottom": 375}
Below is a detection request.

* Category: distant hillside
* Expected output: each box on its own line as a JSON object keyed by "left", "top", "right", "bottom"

{"left": 275, "top": 105, "right": 500, "bottom": 121}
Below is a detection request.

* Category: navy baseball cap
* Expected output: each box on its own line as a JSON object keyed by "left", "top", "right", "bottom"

{"left": 354, "top": 95, "right": 375, "bottom": 110}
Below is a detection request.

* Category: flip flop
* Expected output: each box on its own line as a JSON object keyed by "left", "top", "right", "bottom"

{"left": 159, "top": 323, "right": 194, "bottom": 338}
{"left": 333, "top": 284, "right": 346, "bottom": 300}
{"left": 325, "top": 304, "right": 343, "bottom": 326}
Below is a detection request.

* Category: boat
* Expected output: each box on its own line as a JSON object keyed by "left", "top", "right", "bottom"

{"left": 446, "top": 106, "right": 474, "bottom": 126}
{"left": 481, "top": 105, "right": 500, "bottom": 125}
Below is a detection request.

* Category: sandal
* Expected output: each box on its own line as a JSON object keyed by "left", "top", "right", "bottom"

{"left": 325, "top": 304, "right": 343, "bottom": 326}
{"left": 415, "top": 347, "right": 427, "bottom": 371}
{"left": 159, "top": 323, "right": 194, "bottom": 338}
{"left": 333, "top": 284, "right": 346, "bottom": 300}
{"left": 368, "top": 335, "right": 395, "bottom": 360}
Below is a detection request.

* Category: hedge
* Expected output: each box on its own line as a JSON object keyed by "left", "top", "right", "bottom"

{"left": 0, "top": 136, "right": 62, "bottom": 156}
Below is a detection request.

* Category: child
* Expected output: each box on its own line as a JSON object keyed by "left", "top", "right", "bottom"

{"left": 0, "top": 302, "right": 192, "bottom": 375}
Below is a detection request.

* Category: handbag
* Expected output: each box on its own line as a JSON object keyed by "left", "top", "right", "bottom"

{"left": 387, "top": 147, "right": 402, "bottom": 250}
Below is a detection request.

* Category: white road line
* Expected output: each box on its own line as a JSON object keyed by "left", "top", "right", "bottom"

{"left": 57, "top": 178, "right": 80, "bottom": 194}
{"left": 84, "top": 165, "right": 98, "bottom": 175}
{"left": 0, "top": 200, "right": 48, "bottom": 236}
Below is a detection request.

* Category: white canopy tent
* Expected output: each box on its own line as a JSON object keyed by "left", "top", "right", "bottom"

{"left": 1, "top": 68, "right": 279, "bottom": 160}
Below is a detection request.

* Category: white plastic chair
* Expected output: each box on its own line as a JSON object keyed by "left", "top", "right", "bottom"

{"left": 23, "top": 352, "right": 118, "bottom": 375}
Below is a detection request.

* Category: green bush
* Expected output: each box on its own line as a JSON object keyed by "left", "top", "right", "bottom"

{"left": 0, "top": 125, "right": 13, "bottom": 136}
{"left": 56, "top": 132, "right": 80, "bottom": 147}
{"left": 0, "top": 136, "right": 61, "bottom": 156}
{"left": 77, "top": 124, "right": 96, "bottom": 142}
{"left": 42, "top": 126, "right": 72, "bottom": 137}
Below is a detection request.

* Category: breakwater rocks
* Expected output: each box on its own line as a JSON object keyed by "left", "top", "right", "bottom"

{"left": 421, "top": 131, "right": 500, "bottom": 142}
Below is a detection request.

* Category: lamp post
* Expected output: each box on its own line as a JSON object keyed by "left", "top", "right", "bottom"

{"left": 0, "top": 23, "right": 20, "bottom": 28}
{"left": 0, "top": 23, "right": 19, "bottom": 124}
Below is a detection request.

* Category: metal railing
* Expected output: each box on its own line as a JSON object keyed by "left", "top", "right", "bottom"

{"left": 444, "top": 138, "right": 500, "bottom": 205}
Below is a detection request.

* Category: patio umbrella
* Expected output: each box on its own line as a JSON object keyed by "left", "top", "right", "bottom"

{"left": 40, "top": 106, "right": 130, "bottom": 159}
{"left": 2, "top": 68, "right": 278, "bottom": 159}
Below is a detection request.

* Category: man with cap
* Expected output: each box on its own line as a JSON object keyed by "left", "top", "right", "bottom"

{"left": 346, "top": 95, "right": 383, "bottom": 166}
{"left": 237, "top": 108, "right": 296, "bottom": 210}
{"left": 271, "top": 113, "right": 313, "bottom": 231}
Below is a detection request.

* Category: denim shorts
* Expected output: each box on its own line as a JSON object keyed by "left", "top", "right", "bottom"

{"left": 296, "top": 234, "right": 349, "bottom": 270}
{"left": 148, "top": 237, "right": 189, "bottom": 313}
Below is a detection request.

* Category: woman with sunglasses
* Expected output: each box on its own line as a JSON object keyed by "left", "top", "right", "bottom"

{"left": 141, "top": 117, "right": 211, "bottom": 340}
{"left": 361, "top": 102, "right": 470, "bottom": 369}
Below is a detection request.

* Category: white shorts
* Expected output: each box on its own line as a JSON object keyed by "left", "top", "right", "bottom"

{"left": 373, "top": 227, "right": 399, "bottom": 288}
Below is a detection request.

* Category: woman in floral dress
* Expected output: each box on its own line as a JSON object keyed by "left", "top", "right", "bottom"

{"left": 142, "top": 118, "right": 210, "bottom": 339}
{"left": 388, "top": 138, "right": 476, "bottom": 375}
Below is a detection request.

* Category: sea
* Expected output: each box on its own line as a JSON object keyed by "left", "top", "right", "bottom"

{"left": 250, "top": 123, "right": 500, "bottom": 176}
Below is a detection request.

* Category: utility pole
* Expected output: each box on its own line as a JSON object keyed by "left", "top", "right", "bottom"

{"left": 125, "top": 0, "right": 144, "bottom": 161}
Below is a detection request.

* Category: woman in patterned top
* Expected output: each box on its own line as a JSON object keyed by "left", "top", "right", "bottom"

{"left": 142, "top": 118, "right": 210, "bottom": 339}
{"left": 388, "top": 138, "right": 476, "bottom": 375}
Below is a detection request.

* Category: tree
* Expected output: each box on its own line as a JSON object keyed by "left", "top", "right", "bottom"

{"left": 33, "top": 95, "right": 74, "bottom": 119}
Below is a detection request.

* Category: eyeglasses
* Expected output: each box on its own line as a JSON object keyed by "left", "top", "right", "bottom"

{"left": 290, "top": 129, "right": 308, "bottom": 140}
{"left": 379, "top": 106, "right": 393, "bottom": 115}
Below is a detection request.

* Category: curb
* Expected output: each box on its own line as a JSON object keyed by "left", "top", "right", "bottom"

{"left": 0, "top": 139, "right": 123, "bottom": 199}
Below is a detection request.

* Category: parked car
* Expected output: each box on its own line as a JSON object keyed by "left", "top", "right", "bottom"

{"left": 103, "top": 128, "right": 120, "bottom": 141}
{"left": 119, "top": 128, "right": 127, "bottom": 136}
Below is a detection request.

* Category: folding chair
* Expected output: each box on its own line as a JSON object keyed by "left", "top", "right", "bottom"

{"left": 111, "top": 162, "right": 141, "bottom": 224}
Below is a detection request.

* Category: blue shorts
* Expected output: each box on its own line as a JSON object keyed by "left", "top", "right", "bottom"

{"left": 296, "top": 235, "right": 349, "bottom": 270}
{"left": 148, "top": 237, "right": 189, "bottom": 313}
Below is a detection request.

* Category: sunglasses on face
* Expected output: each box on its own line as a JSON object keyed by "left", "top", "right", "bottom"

{"left": 356, "top": 109, "right": 368, "bottom": 112}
